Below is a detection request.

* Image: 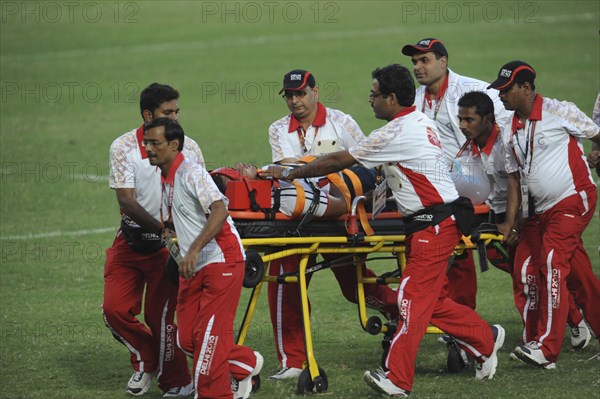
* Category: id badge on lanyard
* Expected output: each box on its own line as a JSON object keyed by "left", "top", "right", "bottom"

{"left": 372, "top": 178, "right": 387, "bottom": 219}
{"left": 519, "top": 172, "right": 529, "bottom": 218}
{"left": 511, "top": 121, "right": 536, "bottom": 218}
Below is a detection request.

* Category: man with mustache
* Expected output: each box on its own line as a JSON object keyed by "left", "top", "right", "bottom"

{"left": 266, "top": 69, "right": 400, "bottom": 380}
{"left": 144, "top": 118, "right": 263, "bottom": 399}
{"left": 264, "top": 64, "right": 505, "bottom": 398}
{"left": 490, "top": 60, "right": 600, "bottom": 368}
{"left": 104, "top": 83, "right": 201, "bottom": 397}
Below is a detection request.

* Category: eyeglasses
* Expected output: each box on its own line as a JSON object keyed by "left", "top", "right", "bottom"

{"left": 283, "top": 90, "right": 309, "bottom": 100}
{"left": 369, "top": 92, "right": 385, "bottom": 99}
{"left": 142, "top": 140, "right": 167, "bottom": 147}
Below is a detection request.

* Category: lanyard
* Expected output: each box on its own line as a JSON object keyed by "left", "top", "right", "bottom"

{"left": 509, "top": 120, "right": 537, "bottom": 174}
{"left": 297, "top": 126, "right": 319, "bottom": 154}
{"left": 421, "top": 76, "right": 448, "bottom": 121}
{"left": 421, "top": 94, "right": 445, "bottom": 121}
{"left": 454, "top": 139, "right": 479, "bottom": 160}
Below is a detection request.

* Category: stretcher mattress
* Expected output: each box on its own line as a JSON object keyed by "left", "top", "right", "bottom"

{"left": 231, "top": 205, "right": 491, "bottom": 239}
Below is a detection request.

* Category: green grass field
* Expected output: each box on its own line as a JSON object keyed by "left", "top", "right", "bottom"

{"left": 1, "top": 1, "right": 599, "bottom": 398}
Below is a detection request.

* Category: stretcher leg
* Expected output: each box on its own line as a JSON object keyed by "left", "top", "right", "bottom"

{"left": 297, "top": 253, "right": 328, "bottom": 393}
{"left": 236, "top": 279, "right": 265, "bottom": 346}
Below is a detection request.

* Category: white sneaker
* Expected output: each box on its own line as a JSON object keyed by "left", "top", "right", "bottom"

{"left": 232, "top": 351, "right": 263, "bottom": 399}
{"left": 363, "top": 368, "right": 410, "bottom": 397}
{"left": 437, "top": 334, "right": 453, "bottom": 345}
{"left": 475, "top": 324, "right": 505, "bottom": 380}
{"left": 163, "top": 382, "right": 194, "bottom": 397}
{"left": 268, "top": 366, "right": 302, "bottom": 380}
{"left": 126, "top": 371, "right": 154, "bottom": 396}
{"left": 510, "top": 347, "right": 555, "bottom": 369}
{"left": 514, "top": 341, "right": 555, "bottom": 368}
{"left": 571, "top": 320, "right": 592, "bottom": 350}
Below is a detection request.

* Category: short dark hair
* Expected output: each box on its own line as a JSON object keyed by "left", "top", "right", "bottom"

{"left": 139, "top": 83, "right": 179, "bottom": 116}
{"left": 144, "top": 117, "right": 185, "bottom": 151}
{"left": 371, "top": 64, "right": 415, "bottom": 107}
{"left": 211, "top": 174, "right": 227, "bottom": 194}
{"left": 458, "top": 91, "right": 495, "bottom": 124}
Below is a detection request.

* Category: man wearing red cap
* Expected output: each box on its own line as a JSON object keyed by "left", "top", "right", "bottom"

{"left": 490, "top": 60, "right": 600, "bottom": 368}
{"left": 401, "top": 38, "right": 513, "bottom": 312}
{"left": 400, "top": 37, "right": 513, "bottom": 372}
{"left": 266, "top": 69, "right": 400, "bottom": 380}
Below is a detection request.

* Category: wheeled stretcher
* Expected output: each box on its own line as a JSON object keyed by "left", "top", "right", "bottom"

{"left": 231, "top": 196, "right": 506, "bottom": 394}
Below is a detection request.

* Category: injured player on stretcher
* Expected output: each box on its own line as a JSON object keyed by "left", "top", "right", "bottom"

{"left": 210, "top": 162, "right": 377, "bottom": 218}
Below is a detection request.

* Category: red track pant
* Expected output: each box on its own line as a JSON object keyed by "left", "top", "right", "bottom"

{"left": 102, "top": 234, "right": 191, "bottom": 392}
{"left": 268, "top": 254, "right": 399, "bottom": 369}
{"left": 514, "top": 188, "right": 600, "bottom": 362}
{"left": 445, "top": 251, "right": 478, "bottom": 309}
{"left": 384, "top": 217, "right": 494, "bottom": 392}
{"left": 177, "top": 261, "right": 256, "bottom": 399}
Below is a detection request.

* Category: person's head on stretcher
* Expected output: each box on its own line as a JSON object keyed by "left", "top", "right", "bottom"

{"left": 210, "top": 162, "right": 352, "bottom": 218}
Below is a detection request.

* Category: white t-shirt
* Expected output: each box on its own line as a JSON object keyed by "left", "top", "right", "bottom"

{"left": 269, "top": 103, "right": 365, "bottom": 162}
{"left": 109, "top": 125, "right": 205, "bottom": 226}
{"left": 416, "top": 68, "right": 512, "bottom": 159}
{"left": 350, "top": 107, "right": 459, "bottom": 217}
{"left": 277, "top": 179, "right": 329, "bottom": 217}
{"left": 162, "top": 154, "right": 244, "bottom": 271}
{"left": 502, "top": 95, "right": 598, "bottom": 213}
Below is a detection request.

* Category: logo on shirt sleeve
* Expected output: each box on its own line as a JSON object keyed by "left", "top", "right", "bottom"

{"left": 426, "top": 127, "right": 442, "bottom": 149}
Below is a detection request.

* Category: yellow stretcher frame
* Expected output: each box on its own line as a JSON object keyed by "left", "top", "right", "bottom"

{"left": 235, "top": 232, "right": 503, "bottom": 394}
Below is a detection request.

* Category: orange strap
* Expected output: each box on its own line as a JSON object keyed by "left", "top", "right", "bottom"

{"left": 291, "top": 181, "right": 306, "bottom": 218}
{"left": 297, "top": 155, "right": 374, "bottom": 235}
{"left": 342, "top": 169, "right": 374, "bottom": 236}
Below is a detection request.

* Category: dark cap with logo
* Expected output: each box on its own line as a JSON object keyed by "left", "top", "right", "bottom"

{"left": 279, "top": 70, "right": 316, "bottom": 94}
{"left": 488, "top": 61, "right": 536, "bottom": 90}
{"left": 401, "top": 38, "right": 448, "bottom": 58}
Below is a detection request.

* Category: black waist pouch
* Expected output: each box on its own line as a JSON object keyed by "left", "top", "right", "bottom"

{"left": 404, "top": 197, "right": 475, "bottom": 236}
{"left": 120, "top": 219, "right": 163, "bottom": 254}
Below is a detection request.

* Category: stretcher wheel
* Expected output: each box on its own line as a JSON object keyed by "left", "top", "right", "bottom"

{"left": 366, "top": 316, "right": 383, "bottom": 335}
{"left": 297, "top": 367, "right": 328, "bottom": 394}
{"left": 243, "top": 249, "right": 264, "bottom": 288}
{"left": 447, "top": 343, "right": 465, "bottom": 373}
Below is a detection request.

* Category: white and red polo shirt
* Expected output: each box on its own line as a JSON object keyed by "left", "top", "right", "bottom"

{"left": 269, "top": 102, "right": 365, "bottom": 162}
{"left": 109, "top": 125, "right": 204, "bottom": 225}
{"left": 350, "top": 106, "right": 459, "bottom": 217}
{"left": 415, "top": 69, "right": 512, "bottom": 159}
{"left": 455, "top": 124, "right": 508, "bottom": 213}
{"left": 502, "top": 95, "right": 598, "bottom": 213}
{"left": 162, "top": 153, "right": 244, "bottom": 271}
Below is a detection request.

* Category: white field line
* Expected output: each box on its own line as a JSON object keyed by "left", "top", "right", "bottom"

{"left": 1, "top": 227, "right": 116, "bottom": 241}
{"left": 1, "top": 13, "right": 595, "bottom": 62}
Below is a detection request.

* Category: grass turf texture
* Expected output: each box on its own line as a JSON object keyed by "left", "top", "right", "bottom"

{"left": 1, "top": 1, "right": 599, "bottom": 398}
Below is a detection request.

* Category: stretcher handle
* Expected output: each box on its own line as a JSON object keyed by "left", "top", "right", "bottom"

{"left": 347, "top": 195, "right": 366, "bottom": 235}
